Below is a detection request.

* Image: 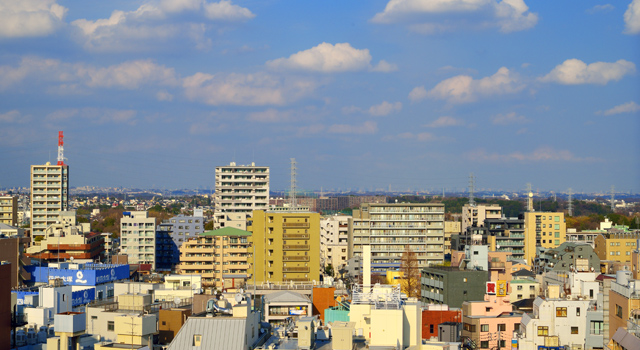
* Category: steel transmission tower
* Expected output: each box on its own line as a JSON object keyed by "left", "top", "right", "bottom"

{"left": 290, "top": 158, "right": 297, "bottom": 209}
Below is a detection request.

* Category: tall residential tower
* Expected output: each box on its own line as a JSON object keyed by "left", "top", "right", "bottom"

{"left": 214, "top": 162, "right": 269, "bottom": 221}
{"left": 30, "top": 163, "right": 69, "bottom": 240}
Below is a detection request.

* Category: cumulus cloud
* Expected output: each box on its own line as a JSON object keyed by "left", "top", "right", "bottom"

{"left": 46, "top": 108, "right": 137, "bottom": 124}
{"left": 0, "top": 56, "right": 178, "bottom": 91}
{"left": 625, "top": 0, "right": 640, "bottom": 34}
{"left": 371, "top": 0, "right": 538, "bottom": 33}
{"left": 266, "top": 42, "right": 396, "bottom": 73}
{"left": 0, "top": 110, "right": 26, "bottom": 123}
{"left": 0, "top": 0, "right": 67, "bottom": 38}
{"left": 71, "top": 0, "right": 254, "bottom": 51}
{"left": 599, "top": 101, "right": 640, "bottom": 116}
{"left": 156, "top": 90, "right": 174, "bottom": 101}
{"left": 369, "top": 101, "right": 402, "bottom": 116}
{"left": 467, "top": 147, "right": 600, "bottom": 162}
{"left": 540, "top": 59, "right": 636, "bottom": 85}
{"left": 328, "top": 121, "right": 377, "bottom": 134}
{"left": 383, "top": 131, "right": 437, "bottom": 141}
{"left": 424, "top": 116, "right": 464, "bottom": 127}
{"left": 183, "top": 72, "right": 316, "bottom": 106}
{"left": 408, "top": 86, "right": 428, "bottom": 102}
{"left": 428, "top": 67, "right": 524, "bottom": 103}
{"left": 491, "top": 112, "right": 529, "bottom": 125}
{"left": 586, "top": 4, "right": 614, "bottom": 14}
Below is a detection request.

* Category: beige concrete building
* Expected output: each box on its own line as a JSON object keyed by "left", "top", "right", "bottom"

{"left": 444, "top": 221, "right": 461, "bottom": 256}
{"left": 120, "top": 211, "right": 156, "bottom": 269}
{"left": 213, "top": 211, "right": 249, "bottom": 230}
{"left": 461, "top": 203, "right": 502, "bottom": 233}
{"left": 249, "top": 210, "right": 321, "bottom": 283}
{"left": 349, "top": 203, "right": 445, "bottom": 272}
{"left": 30, "top": 162, "right": 69, "bottom": 240}
{"left": 320, "top": 214, "right": 350, "bottom": 276}
{"left": 523, "top": 212, "right": 566, "bottom": 265}
{"left": 214, "top": 162, "right": 269, "bottom": 215}
{"left": 594, "top": 232, "right": 640, "bottom": 263}
{"left": 0, "top": 195, "right": 18, "bottom": 227}
{"left": 178, "top": 227, "right": 252, "bottom": 290}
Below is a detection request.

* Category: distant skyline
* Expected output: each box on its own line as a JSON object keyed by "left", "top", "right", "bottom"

{"left": 0, "top": 1, "right": 638, "bottom": 193}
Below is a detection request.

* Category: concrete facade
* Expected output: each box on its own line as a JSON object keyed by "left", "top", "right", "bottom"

{"left": 349, "top": 203, "right": 445, "bottom": 272}
{"left": 421, "top": 266, "right": 489, "bottom": 308}
{"left": 461, "top": 204, "right": 502, "bottom": 233}
{"left": 120, "top": 211, "right": 157, "bottom": 269}
{"left": 0, "top": 195, "right": 18, "bottom": 227}
{"left": 249, "top": 210, "right": 320, "bottom": 283}
{"left": 214, "top": 162, "right": 269, "bottom": 214}
{"left": 594, "top": 232, "right": 640, "bottom": 264}
{"left": 320, "top": 214, "right": 350, "bottom": 276}
{"left": 523, "top": 212, "right": 566, "bottom": 265}
{"left": 30, "top": 162, "right": 69, "bottom": 239}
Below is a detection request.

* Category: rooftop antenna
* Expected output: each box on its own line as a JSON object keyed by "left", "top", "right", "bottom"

{"left": 610, "top": 185, "right": 615, "bottom": 212}
{"left": 468, "top": 173, "right": 475, "bottom": 206}
{"left": 568, "top": 188, "right": 573, "bottom": 217}
{"left": 290, "top": 158, "right": 297, "bottom": 209}
{"left": 57, "top": 131, "right": 65, "bottom": 165}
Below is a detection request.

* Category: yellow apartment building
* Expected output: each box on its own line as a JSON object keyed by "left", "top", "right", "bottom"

{"left": 178, "top": 227, "right": 252, "bottom": 290}
{"left": 523, "top": 212, "right": 566, "bottom": 265}
{"left": 0, "top": 195, "right": 18, "bottom": 226}
{"left": 249, "top": 210, "right": 320, "bottom": 283}
{"left": 594, "top": 232, "right": 640, "bottom": 263}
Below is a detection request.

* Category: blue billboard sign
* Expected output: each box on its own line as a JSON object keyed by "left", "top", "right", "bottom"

{"left": 28, "top": 264, "right": 129, "bottom": 286}
{"left": 72, "top": 288, "right": 95, "bottom": 307}
{"left": 12, "top": 291, "right": 39, "bottom": 306}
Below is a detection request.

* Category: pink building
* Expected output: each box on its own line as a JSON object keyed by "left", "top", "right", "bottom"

{"left": 462, "top": 294, "right": 523, "bottom": 350}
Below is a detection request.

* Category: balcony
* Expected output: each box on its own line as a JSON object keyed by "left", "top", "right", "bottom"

{"left": 283, "top": 256, "right": 310, "bottom": 262}
{"left": 283, "top": 267, "right": 310, "bottom": 273}
{"left": 282, "top": 222, "right": 310, "bottom": 229}
{"left": 489, "top": 261, "right": 506, "bottom": 270}
{"left": 283, "top": 234, "right": 309, "bottom": 240}
{"left": 283, "top": 245, "right": 309, "bottom": 251}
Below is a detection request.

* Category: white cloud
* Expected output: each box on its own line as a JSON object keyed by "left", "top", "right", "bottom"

{"left": 0, "top": 110, "right": 26, "bottom": 123}
{"left": 625, "top": 0, "right": 640, "bottom": 34}
{"left": 0, "top": 56, "right": 178, "bottom": 91}
{"left": 46, "top": 108, "right": 137, "bottom": 124}
{"left": 491, "top": 112, "right": 529, "bottom": 125}
{"left": 600, "top": 101, "right": 640, "bottom": 116}
{"left": 383, "top": 131, "right": 437, "bottom": 141}
{"left": 586, "top": 4, "right": 614, "bottom": 14}
{"left": 428, "top": 67, "right": 524, "bottom": 103}
{"left": 369, "top": 101, "right": 402, "bottom": 116}
{"left": 183, "top": 72, "right": 316, "bottom": 106}
{"left": 371, "top": 60, "right": 399, "bottom": 72}
{"left": 82, "top": 60, "right": 179, "bottom": 89}
{"left": 424, "top": 116, "right": 464, "bottom": 127}
{"left": 467, "top": 147, "right": 600, "bottom": 162}
{"left": 371, "top": 0, "right": 538, "bottom": 33}
{"left": 266, "top": 42, "right": 396, "bottom": 73}
{"left": 0, "top": 0, "right": 67, "bottom": 38}
{"left": 328, "top": 121, "right": 377, "bottom": 134}
{"left": 408, "top": 86, "right": 428, "bottom": 102}
{"left": 156, "top": 90, "right": 174, "bottom": 101}
{"left": 540, "top": 59, "right": 636, "bottom": 85}
{"left": 71, "top": 0, "right": 254, "bottom": 51}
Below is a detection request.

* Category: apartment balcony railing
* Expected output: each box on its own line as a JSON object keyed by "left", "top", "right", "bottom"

{"left": 283, "top": 234, "right": 309, "bottom": 240}
{"left": 283, "top": 256, "right": 310, "bottom": 262}
{"left": 283, "top": 245, "right": 310, "bottom": 251}
{"left": 282, "top": 222, "right": 310, "bottom": 229}
{"left": 489, "top": 261, "right": 506, "bottom": 270}
{"left": 283, "top": 267, "right": 310, "bottom": 273}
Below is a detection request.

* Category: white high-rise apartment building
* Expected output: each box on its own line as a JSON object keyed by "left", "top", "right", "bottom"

{"left": 30, "top": 162, "right": 69, "bottom": 240}
{"left": 320, "top": 215, "right": 351, "bottom": 275}
{"left": 120, "top": 211, "right": 156, "bottom": 269}
{"left": 349, "top": 203, "right": 445, "bottom": 272}
{"left": 214, "top": 162, "right": 269, "bottom": 215}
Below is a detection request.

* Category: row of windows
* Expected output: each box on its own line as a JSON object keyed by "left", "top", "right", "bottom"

{"left": 556, "top": 307, "right": 580, "bottom": 317}
{"left": 610, "top": 251, "right": 631, "bottom": 256}
{"left": 537, "top": 326, "right": 579, "bottom": 336}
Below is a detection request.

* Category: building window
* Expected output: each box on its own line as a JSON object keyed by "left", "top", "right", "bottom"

{"left": 571, "top": 327, "right": 579, "bottom": 334}
{"left": 481, "top": 324, "right": 489, "bottom": 332}
{"left": 576, "top": 307, "right": 580, "bottom": 316}
{"left": 107, "top": 321, "right": 114, "bottom": 331}
{"left": 556, "top": 307, "right": 567, "bottom": 317}
{"left": 193, "top": 334, "right": 202, "bottom": 346}
{"left": 616, "top": 304, "right": 623, "bottom": 318}
{"left": 537, "top": 326, "right": 548, "bottom": 336}
{"left": 590, "top": 321, "right": 603, "bottom": 335}
{"left": 498, "top": 324, "right": 506, "bottom": 332}
{"left": 480, "top": 341, "right": 489, "bottom": 348}
{"left": 517, "top": 285, "right": 523, "bottom": 290}
{"left": 430, "top": 324, "right": 434, "bottom": 333}
{"left": 499, "top": 340, "right": 506, "bottom": 348}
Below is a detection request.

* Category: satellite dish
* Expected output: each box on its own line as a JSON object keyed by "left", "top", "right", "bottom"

{"left": 174, "top": 297, "right": 181, "bottom": 305}
{"left": 235, "top": 293, "right": 243, "bottom": 303}
{"left": 70, "top": 257, "right": 74, "bottom": 261}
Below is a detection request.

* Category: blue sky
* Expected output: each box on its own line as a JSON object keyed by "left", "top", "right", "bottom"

{"left": 0, "top": 0, "right": 638, "bottom": 193}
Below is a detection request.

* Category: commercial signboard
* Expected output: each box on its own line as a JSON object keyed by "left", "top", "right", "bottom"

{"left": 486, "top": 280, "right": 508, "bottom": 296}
{"left": 71, "top": 288, "right": 95, "bottom": 307}
{"left": 29, "top": 264, "right": 129, "bottom": 286}
{"left": 12, "top": 291, "right": 39, "bottom": 306}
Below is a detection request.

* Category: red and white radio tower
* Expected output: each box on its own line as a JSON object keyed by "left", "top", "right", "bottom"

{"left": 57, "top": 131, "right": 65, "bottom": 166}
